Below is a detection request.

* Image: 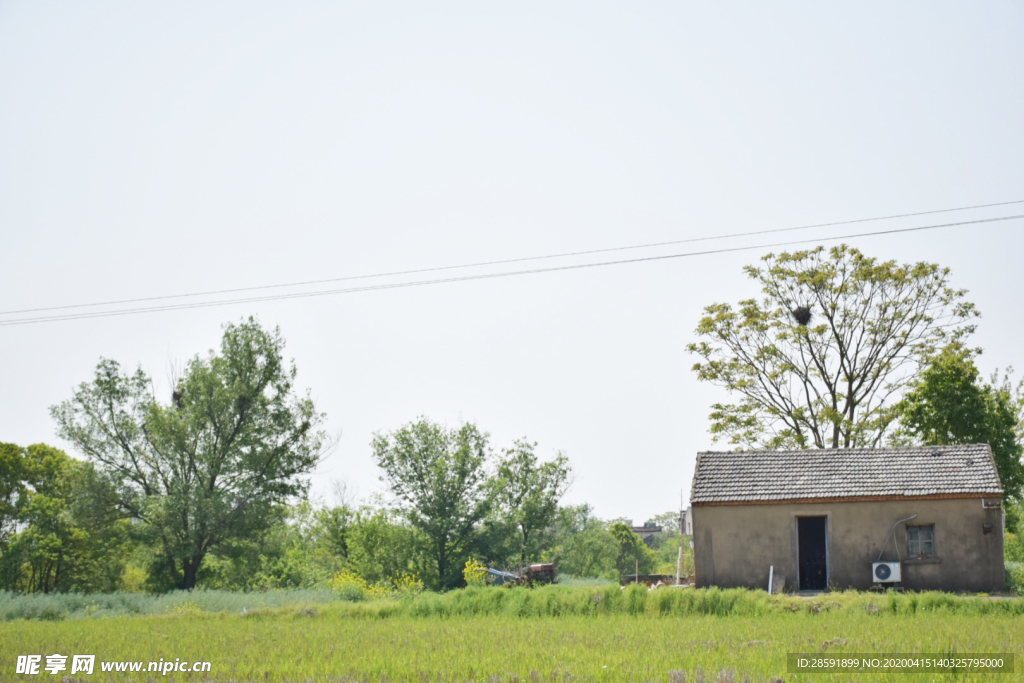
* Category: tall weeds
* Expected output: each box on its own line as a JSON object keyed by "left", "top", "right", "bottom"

{"left": 0, "top": 588, "right": 335, "bottom": 621}
{"left": 1, "top": 584, "right": 1021, "bottom": 622}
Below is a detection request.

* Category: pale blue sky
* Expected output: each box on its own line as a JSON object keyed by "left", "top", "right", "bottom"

{"left": 2, "top": 2, "right": 1023, "bottom": 521}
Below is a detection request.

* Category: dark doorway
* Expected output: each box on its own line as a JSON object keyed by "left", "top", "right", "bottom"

{"left": 798, "top": 516, "right": 828, "bottom": 591}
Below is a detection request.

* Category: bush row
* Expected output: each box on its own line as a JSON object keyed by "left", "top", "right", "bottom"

{"left": 3, "top": 583, "right": 1023, "bottom": 622}
{"left": 383, "top": 585, "right": 1024, "bottom": 618}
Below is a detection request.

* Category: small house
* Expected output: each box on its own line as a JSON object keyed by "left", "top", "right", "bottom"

{"left": 681, "top": 506, "right": 693, "bottom": 536}
{"left": 630, "top": 522, "right": 663, "bottom": 546}
{"left": 690, "top": 445, "right": 1005, "bottom": 592}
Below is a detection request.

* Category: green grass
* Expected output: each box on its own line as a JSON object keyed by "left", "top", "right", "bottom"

{"left": 1, "top": 587, "right": 1022, "bottom": 681}
{"left": 1, "top": 604, "right": 1021, "bottom": 681}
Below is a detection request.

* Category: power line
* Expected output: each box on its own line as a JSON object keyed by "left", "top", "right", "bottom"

{"left": 2, "top": 214, "right": 1019, "bottom": 328}
{"left": 2, "top": 198, "right": 1022, "bottom": 317}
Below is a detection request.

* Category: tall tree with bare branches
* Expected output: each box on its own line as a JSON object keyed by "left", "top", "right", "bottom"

{"left": 687, "top": 244, "right": 978, "bottom": 449}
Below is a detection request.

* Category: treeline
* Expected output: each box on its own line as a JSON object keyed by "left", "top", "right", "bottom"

{"left": 0, "top": 440, "right": 686, "bottom": 593}
{"left": 0, "top": 318, "right": 689, "bottom": 594}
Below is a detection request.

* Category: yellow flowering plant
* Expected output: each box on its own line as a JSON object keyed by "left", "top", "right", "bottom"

{"left": 463, "top": 558, "right": 487, "bottom": 587}
{"left": 330, "top": 570, "right": 425, "bottom": 601}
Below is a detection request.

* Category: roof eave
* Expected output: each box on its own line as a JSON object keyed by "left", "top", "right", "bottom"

{"left": 692, "top": 491, "right": 1004, "bottom": 507}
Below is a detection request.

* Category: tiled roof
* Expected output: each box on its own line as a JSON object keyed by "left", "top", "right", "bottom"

{"left": 690, "top": 444, "right": 1003, "bottom": 505}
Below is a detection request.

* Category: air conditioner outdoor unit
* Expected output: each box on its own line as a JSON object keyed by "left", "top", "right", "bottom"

{"left": 872, "top": 562, "right": 901, "bottom": 583}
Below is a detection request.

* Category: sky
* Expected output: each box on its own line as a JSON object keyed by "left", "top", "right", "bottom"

{"left": 2, "top": 1, "right": 1023, "bottom": 523}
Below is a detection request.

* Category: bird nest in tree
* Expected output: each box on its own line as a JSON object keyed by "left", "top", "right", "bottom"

{"left": 791, "top": 306, "right": 812, "bottom": 326}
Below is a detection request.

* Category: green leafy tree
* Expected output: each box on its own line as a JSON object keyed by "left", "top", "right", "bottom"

{"left": 193, "top": 503, "right": 289, "bottom": 590}
{"left": 0, "top": 444, "right": 82, "bottom": 592}
{"left": 1005, "top": 499, "right": 1024, "bottom": 562}
{"left": 64, "top": 460, "right": 134, "bottom": 592}
{"left": 347, "top": 504, "right": 433, "bottom": 585}
{"left": 652, "top": 533, "right": 692, "bottom": 576}
{"left": 194, "top": 499, "right": 355, "bottom": 591}
{"left": 688, "top": 245, "right": 977, "bottom": 449}
{"left": 640, "top": 511, "right": 691, "bottom": 575}
{"left": 312, "top": 504, "right": 354, "bottom": 561}
{"left": 0, "top": 443, "right": 30, "bottom": 548}
{"left": 470, "top": 515, "right": 521, "bottom": 571}
{"left": 551, "top": 503, "right": 601, "bottom": 536}
{"left": 610, "top": 522, "right": 656, "bottom": 578}
{"left": 894, "top": 343, "right": 1024, "bottom": 499}
{"left": 546, "top": 526, "right": 618, "bottom": 579}
{"left": 1007, "top": 498, "right": 1023, "bottom": 535}
{"left": 541, "top": 505, "right": 619, "bottom": 579}
{"left": 0, "top": 444, "right": 128, "bottom": 593}
{"left": 52, "top": 318, "right": 326, "bottom": 589}
{"left": 202, "top": 502, "right": 339, "bottom": 590}
{"left": 371, "top": 418, "right": 492, "bottom": 588}
{"left": 491, "top": 440, "right": 571, "bottom": 567}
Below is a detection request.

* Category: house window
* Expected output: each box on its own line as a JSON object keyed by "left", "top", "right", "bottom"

{"left": 907, "top": 525, "right": 935, "bottom": 559}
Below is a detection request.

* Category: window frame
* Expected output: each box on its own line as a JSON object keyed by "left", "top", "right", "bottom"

{"left": 906, "top": 524, "right": 936, "bottom": 560}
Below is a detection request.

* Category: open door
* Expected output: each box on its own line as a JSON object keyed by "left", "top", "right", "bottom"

{"left": 798, "top": 516, "right": 827, "bottom": 591}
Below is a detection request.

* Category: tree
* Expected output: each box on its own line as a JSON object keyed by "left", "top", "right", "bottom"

{"left": 0, "top": 444, "right": 85, "bottom": 593}
{"left": 543, "top": 506, "right": 619, "bottom": 579}
{"left": 312, "top": 503, "right": 355, "bottom": 562}
{"left": 52, "top": 318, "right": 326, "bottom": 589}
{"left": 647, "top": 510, "right": 683, "bottom": 536}
{"left": 639, "top": 511, "right": 689, "bottom": 574}
{"left": 0, "top": 444, "right": 129, "bottom": 593}
{"left": 688, "top": 245, "right": 977, "bottom": 449}
{"left": 0, "top": 442, "right": 30, "bottom": 548}
{"left": 548, "top": 526, "right": 618, "bottom": 579}
{"left": 463, "top": 508, "right": 523, "bottom": 571}
{"left": 894, "top": 343, "right": 1024, "bottom": 500}
{"left": 198, "top": 502, "right": 331, "bottom": 591}
{"left": 371, "top": 418, "right": 492, "bottom": 589}
{"left": 610, "top": 522, "right": 655, "bottom": 577}
{"left": 491, "top": 440, "right": 571, "bottom": 567}
{"left": 346, "top": 504, "right": 432, "bottom": 585}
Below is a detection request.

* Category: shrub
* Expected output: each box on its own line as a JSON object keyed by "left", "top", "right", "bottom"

{"left": 329, "top": 570, "right": 424, "bottom": 602}
{"left": 393, "top": 573, "right": 425, "bottom": 599}
{"left": 329, "top": 570, "right": 371, "bottom": 602}
{"left": 1007, "top": 561, "right": 1024, "bottom": 596}
{"left": 1005, "top": 532, "right": 1024, "bottom": 562}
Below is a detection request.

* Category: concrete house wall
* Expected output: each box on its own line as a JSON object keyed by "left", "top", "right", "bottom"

{"left": 693, "top": 497, "right": 1005, "bottom": 592}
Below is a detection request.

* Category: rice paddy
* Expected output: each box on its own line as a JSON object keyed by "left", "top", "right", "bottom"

{"left": 1, "top": 587, "right": 1021, "bottom": 681}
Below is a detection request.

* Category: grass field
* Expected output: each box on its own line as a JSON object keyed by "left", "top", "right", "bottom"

{"left": 1, "top": 587, "right": 1021, "bottom": 682}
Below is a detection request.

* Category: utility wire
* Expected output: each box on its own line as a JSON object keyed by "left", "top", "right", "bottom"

{"left": 1, "top": 214, "right": 1019, "bottom": 328}
{"left": 2, "top": 198, "right": 1022, "bottom": 317}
